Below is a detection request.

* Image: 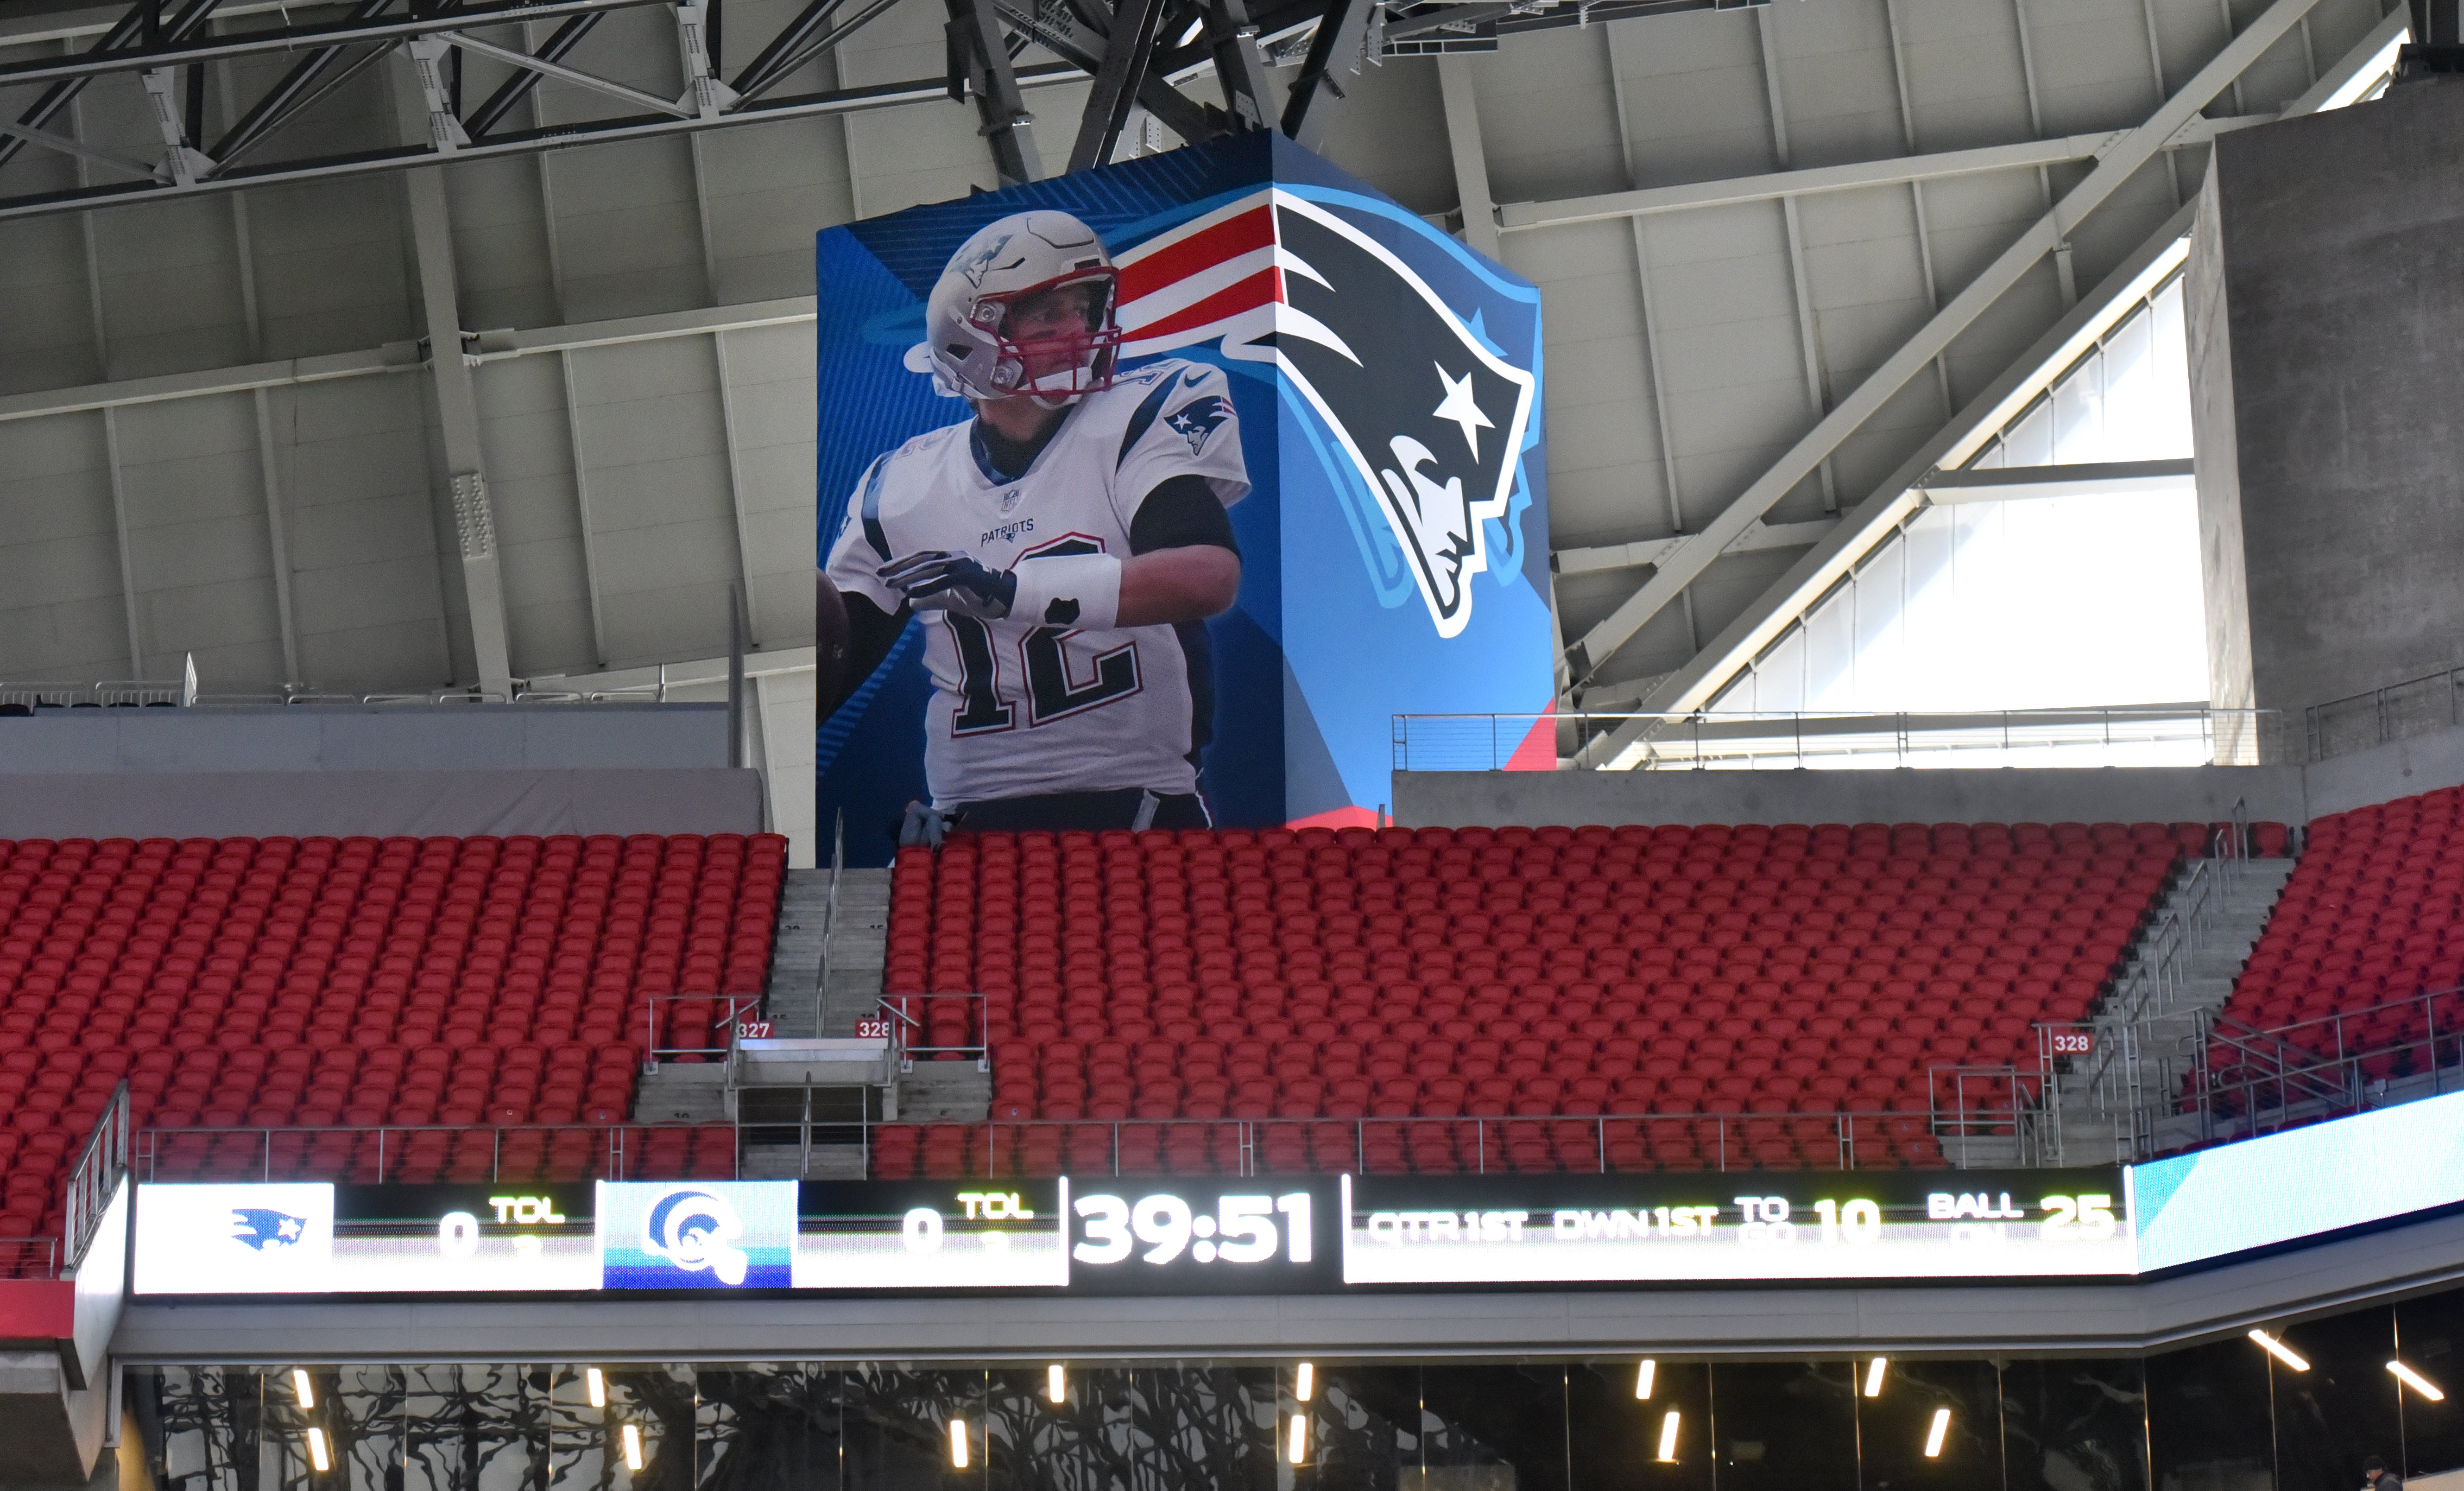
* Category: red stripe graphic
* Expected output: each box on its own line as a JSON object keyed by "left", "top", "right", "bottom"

{"left": 1116, "top": 203, "right": 1276, "bottom": 305}
{"left": 1124, "top": 266, "right": 1282, "bottom": 341}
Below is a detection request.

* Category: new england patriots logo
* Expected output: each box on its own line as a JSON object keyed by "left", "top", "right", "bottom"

{"left": 230, "top": 1207, "right": 308, "bottom": 1250}
{"left": 1163, "top": 395, "right": 1231, "bottom": 456}
{"left": 1261, "top": 195, "right": 1536, "bottom": 640}
{"left": 955, "top": 232, "right": 1015, "bottom": 289}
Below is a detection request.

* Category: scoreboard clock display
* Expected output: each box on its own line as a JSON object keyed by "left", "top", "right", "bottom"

{"left": 1063, "top": 1177, "right": 1343, "bottom": 1294}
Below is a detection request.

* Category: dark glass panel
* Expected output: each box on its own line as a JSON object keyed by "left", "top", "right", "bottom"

{"left": 2397, "top": 1287, "right": 2464, "bottom": 1475}
{"left": 2147, "top": 1336, "right": 2274, "bottom": 1491}
{"left": 1858, "top": 1359, "right": 2003, "bottom": 1491}
{"left": 1705, "top": 1360, "right": 1858, "bottom": 1491}
{"left": 2273, "top": 1308, "right": 2400, "bottom": 1491}
{"left": 1567, "top": 1359, "right": 1711, "bottom": 1491}
{"left": 1424, "top": 1364, "right": 1571, "bottom": 1491}
{"left": 2000, "top": 1358, "right": 2148, "bottom": 1491}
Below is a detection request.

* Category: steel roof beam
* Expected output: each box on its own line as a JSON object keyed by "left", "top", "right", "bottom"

{"left": 1560, "top": 0, "right": 2332, "bottom": 699}
{"left": 0, "top": 0, "right": 663, "bottom": 89}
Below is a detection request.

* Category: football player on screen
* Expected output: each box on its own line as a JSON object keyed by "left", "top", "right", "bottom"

{"left": 821, "top": 209, "right": 1249, "bottom": 834}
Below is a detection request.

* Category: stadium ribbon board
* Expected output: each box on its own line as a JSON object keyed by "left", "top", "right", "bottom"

{"left": 128, "top": 1095, "right": 2464, "bottom": 1297}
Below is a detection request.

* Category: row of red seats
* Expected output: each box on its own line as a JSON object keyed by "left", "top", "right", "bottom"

{"left": 0, "top": 833, "right": 787, "bottom": 1244}
{"left": 141, "top": 1122, "right": 741, "bottom": 1185}
{"left": 2237, "top": 787, "right": 2464, "bottom": 1011}
{"left": 867, "top": 1116, "right": 1947, "bottom": 1178}
{"left": 874, "top": 825, "right": 2185, "bottom": 1171}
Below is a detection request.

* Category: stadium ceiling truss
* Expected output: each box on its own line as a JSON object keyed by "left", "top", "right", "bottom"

{"left": 1556, "top": 0, "right": 2416, "bottom": 768}
{"left": 0, "top": 0, "right": 1769, "bottom": 216}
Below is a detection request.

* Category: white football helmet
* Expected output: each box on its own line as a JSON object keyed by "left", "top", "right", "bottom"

{"left": 909, "top": 210, "right": 1122, "bottom": 406}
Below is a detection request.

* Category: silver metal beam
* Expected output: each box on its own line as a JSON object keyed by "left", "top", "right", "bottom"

{"left": 1498, "top": 114, "right": 2273, "bottom": 234}
{"left": 558, "top": 349, "right": 610, "bottom": 669}
{"left": 0, "top": 0, "right": 666, "bottom": 88}
{"left": 1559, "top": 0, "right": 2329, "bottom": 694}
{"left": 1920, "top": 458, "right": 2196, "bottom": 503}
{"left": 406, "top": 167, "right": 516, "bottom": 697}
{"left": 1435, "top": 54, "right": 1499, "bottom": 260}
{"left": 440, "top": 28, "right": 695, "bottom": 119}
{"left": 0, "top": 63, "right": 1090, "bottom": 223}
{"left": 1555, "top": 517, "right": 1839, "bottom": 577}
{"left": 101, "top": 406, "right": 143, "bottom": 678}
{"left": 252, "top": 387, "right": 299, "bottom": 682}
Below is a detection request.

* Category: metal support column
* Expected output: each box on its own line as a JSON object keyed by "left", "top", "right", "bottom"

{"left": 405, "top": 168, "right": 516, "bottom": 696}
{"left": 944, "top": 0, "right": 1042, "bottom": 186}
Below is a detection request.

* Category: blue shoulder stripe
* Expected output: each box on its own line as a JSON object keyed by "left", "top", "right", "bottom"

{"left": 1117, "top": 375, "right": 1181, "bottom": 471}
{"left": 858, "top": 456, "right": 893, "bottom": 561}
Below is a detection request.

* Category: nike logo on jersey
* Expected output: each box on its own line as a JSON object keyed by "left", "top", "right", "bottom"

{"left": 1163, "top": 396, "right": 1231, "bottom": 457}
{"left": 1266, "top": 195, "right": 1536, "bottom": 641}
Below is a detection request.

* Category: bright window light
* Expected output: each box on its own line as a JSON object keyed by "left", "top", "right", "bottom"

{"left": 1288, "top": 1413, "right": 1309, "bottom": 1465}
{"left": 1923, "top": 1408, "right": 1951, "bottom": 1459}
{"left": 292, "top": 1368, "right": 316, "bottom": 1410}
{"left": 1864, "top": 1358, "right": 1888, "bottom": 1398}
{"left": 2390, "top": 1361, "right": 2446, "bottom": 1401}
{"left": 621, "top": 1422, "right": 644, "bottom": 1472}
{"left": 1295, "top": 1362, "right": 1314, "bottom": 1402}
{"left": 1047, "top": 1364, "right": 1067, "bottom": 1403}
{"left": 1656, "top": 1410, "right": 1681, "bottom": 1463}
{"left": 586, "top": 1367, "right": 607, "bottom": 1409}
{"left": 950, "top": 1418, "right": 970, "bottom": 1468}
{"left": 1176, "top": 17, "right": 1204, "bottom": 44}
{"left": 1634, "top": 1360, "right": 1656, "bottom": 1400}
{"left": 2249, "top": 1330, "right": 2312, "bottom": 1371}
{"left": 306, "top": 1426, "right": 330, "bottom": 1473}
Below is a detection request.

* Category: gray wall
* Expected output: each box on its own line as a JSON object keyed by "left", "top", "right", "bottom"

{"left": 2189, "top": 81, "right": 2464, "bottom": 736}
{"left": 0, "top": 703, "right": 727, "bottom": 772}
{"left": 0, "top": 768, "right": 762, "bottom": 840}
{"left": 1396, "top": 721, "right": 2464, "bottom": 827}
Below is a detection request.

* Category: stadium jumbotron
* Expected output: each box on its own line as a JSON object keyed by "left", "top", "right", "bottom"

{"left": 2, "top": 0, "right": 2463, "bottom": 1485}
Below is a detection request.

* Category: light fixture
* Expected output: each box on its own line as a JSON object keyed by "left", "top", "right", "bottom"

{"left": 1288, "top": 1413, "right": 1309, "bottom": 1465}
{"left": 587, "top": 1368, "right": 607, "bottom": 1409}
{"left": 1864, "top": 1358, "right": 1888, "bottom": 1398}
{"left": 306, "top": 1427, "right": 331, "bottom": 1474}
{"left": 1176, "top": 17, "right": 1204, "bottom": 44}
{"left": 1634, "top": 1360, "right": 1656, "bottom": 1400}
{"left": 1295, "top": 1361, "right": 1314, "bottom": 1402}
{"left": 1048, "top": 1364, "right": 1067, "bottom": 1403}
{"left": 621, "top": 1422, "right": 644, "bottom": 1472}
{"left": 293, "top": 1368, "right": 316, "bottom": 1410}
{"left": 2390, "top": 1361, "right": 2447, "bottom": 1402}
{"left": 2249, "top": 1330, "right": 2312, "bottom": 1372}
{"left": 950, "top": 1418, "right": 971, "bottom": 1468}
{"left": 1656, "top": 1410, "right": 1681, "bottom": 1463}
{"left": 1923, "top": 1408, "right": 1951, "bottom": 1459}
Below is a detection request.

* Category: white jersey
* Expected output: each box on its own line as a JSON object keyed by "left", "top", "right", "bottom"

{"left": 827, "top": 358, "right": 1249, "bottom": 808}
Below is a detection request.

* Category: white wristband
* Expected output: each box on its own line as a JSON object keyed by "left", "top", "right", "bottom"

{"left": 1008, "top": 552, "right": 1122, "bottom": 630}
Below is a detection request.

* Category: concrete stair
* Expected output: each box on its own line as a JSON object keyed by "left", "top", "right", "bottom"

{"left": 2050, "top": 857, "right": 2298, "bottom": 1162}
{"left": 761, "top": 868, "right": 833, "bottom": 1038}
{"left": 819, "top": 868, "right": 891, "bottom": 1037}
{"left": 632, "top": 1061, "right": 730, "bottom": 1123}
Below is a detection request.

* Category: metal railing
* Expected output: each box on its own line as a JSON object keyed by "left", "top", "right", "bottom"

{"left": 2186, "top": 984, "right": 2464, "bottom": 1148}
{"left": 1392, "top": 706, "right": 2278, "bottom": 772}
{"left": 133, "top": 1120, "right": 739, "bottom": 1184}
{"left": 2307, "top": 663, "right": 2464, "bottom": 762}
{"left": 817, "top": 809, "right": 846, "bottom": 1036}
{"left": 880, "top": 992, "right": 988, "bottom": 1068}
{"left": 0, "top": 1084, "right": 134, "bottom": 1281}
{"left": 641, "top": 991, "right": 764, "bottom": 1065}
{"left": 859, "top": 1099, "right": 2030, "bottom": 1177}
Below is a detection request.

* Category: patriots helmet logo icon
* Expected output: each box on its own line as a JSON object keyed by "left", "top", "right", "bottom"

{"left": 1258, "top": 193, "right": 1535, "bottom": 639}
{"left": 955, "top": 232, "right": 1015, "bottom": 289}
{"left": 1163, "top": 395, "right": 1231, "bottom": 456}
{"left": 229, "top": 1207, "right": 308, "bottom": 1250}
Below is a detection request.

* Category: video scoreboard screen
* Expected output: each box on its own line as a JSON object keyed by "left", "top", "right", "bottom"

{"left": 129, "top": 1170, "right": 2119, "bottom": 1297}
{"left": 126, "top": 1091, "right": 2464, "bottom": 1299}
